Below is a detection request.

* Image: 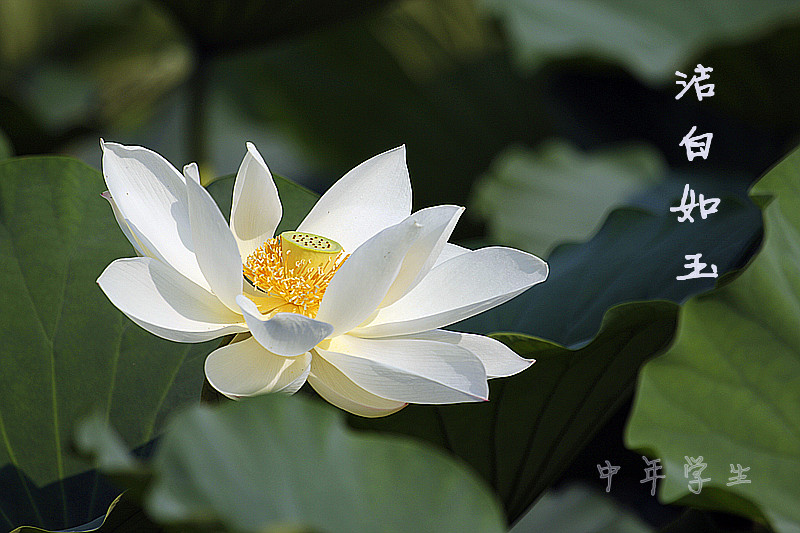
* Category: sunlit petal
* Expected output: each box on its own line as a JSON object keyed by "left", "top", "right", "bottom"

{"left": 316, "top": 335, "right": 489, "bottom": 403}
{"left": 297, "top": 146, "right": 412, "bottom": 252}
{"left": 352, "top": 246, "right": 548, "bottom": 337}
{"left": 316, "top": 216, "right": 422, "bottom": 336}
{"left": 205, "top": 336, "right": 311, "bottom": 398}
{"left": 230, "top": 143, "right": 282, "bottom": 258}
{"left": 100, "top": 140, "right": 207, "bottom": 289}
{"left": 308, "top": 352, "right": 408, "bottom": 417}
{"left": 380, "top": 205, "right": 464, "bottom": 307}
{"left": 389, "top": 329, "right": 534, "bottom": 378}
{"left": 184, "top": 163, "right": 243, "bottom": 312}
{"left": 97, "top": 257, "right": 246, "bottom": 342}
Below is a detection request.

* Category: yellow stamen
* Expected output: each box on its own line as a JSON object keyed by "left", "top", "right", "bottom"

{"left": 243, "top": 232, "right": 348, "bottom": 318}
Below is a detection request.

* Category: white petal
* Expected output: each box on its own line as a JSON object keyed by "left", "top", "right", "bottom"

{"left": 391, "top": 329, "right": 534, "bottom": 378}
{"left": 204, "top": 336, "right": 311, "bottom": 398}
{"left": 101, "top": 191, "right": 150, "bottom": 257}
{"left": 230, "top": 143, "right": 282, "bottom": 259}
{"left": 316, "top": 216, "right": 423, "bottom": 336}
{"left": 297, "top": 146, "right": 412, "bottom": 252}
{"left": 434, "top": 243, "right": 470, "bottom": 267}
{"left": 97, "top": 257, "right": 246, "bottom": 342}
{"left": 316, "top": 335, "right": 488, "bottom": 404}
{"left": 380, "top": 205, "right": 464, "bottom": 307}
{"left": 352, "top": 247, "right": 548, "bottom": 337}
{"left": 236, "top": 295, "right": 333, "bottom": 356}
{"left": 308, "top": 353, "right": 407, "bottom": 417}
{"left": 101, "top": 141, "right": 207, "bottom": 289}
{"left": 184, "top": 163, "right": 243, "bottom": 312}
{"left": 267, "top": 363, "right": 311, "bottom": 395}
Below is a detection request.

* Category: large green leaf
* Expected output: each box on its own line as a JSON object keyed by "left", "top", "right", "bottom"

{"left": 625, "top": 145, "right": 800, "bottom": 533}
{"left": 78, "top": 393, "right": 507, "bottom": 533}
{"left": 0, "top": 158, "right": 321, "bottom": 531}
{"left": 0, "top": 156, "right": 219, "bottom": 531}
{"left": 472, "top": 140, "right": 664, "bottom": 256}
{"left": 351, "top": 300, "right": 678, "bottom": 522}
{"left": 510, "top": 483, "right": 653, "bottom": 533}
{"left": 481, "top": 0, "right": 800, "bottom": 82}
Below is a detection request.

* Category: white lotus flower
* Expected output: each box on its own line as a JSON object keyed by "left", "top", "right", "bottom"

{"left": 97, "top": 141, "right": 548, "bottom": 417}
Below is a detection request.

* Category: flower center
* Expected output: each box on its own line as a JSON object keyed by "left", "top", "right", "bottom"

{"left": 243, "top": 231, "right": 347, "bottom": 318}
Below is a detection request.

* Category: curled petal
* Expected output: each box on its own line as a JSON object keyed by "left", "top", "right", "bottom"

{"left": 308, "top": 353, "right": 407, "bottom": 418}
{"left": 297, "top": 146, "right": 412, "bottom": 252}
{"left": 352, "top": 247, "right": 548, "bottom": 337}
{"left": 236, "top": 295, "right": 333, "bottom": 356}
{"left": 230, "top": 143, "right": 282, "bottom": 259}
{"left": 97, "top": 257, "right": 246, "bottom": 342}
{"left": 316, "top": 335, "right": 489, "bottom": 404}
{"left": 389, "top": 329, "right": 534, "bottom": 378}
{"left": 205, "top": 336, "right": 311, "bottom": 398}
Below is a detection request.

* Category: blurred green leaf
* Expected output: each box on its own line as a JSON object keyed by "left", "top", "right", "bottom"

{"left": 219, "top": 0, "right": 551, "bottom": 212}
{"left": 482, "top": 0, "right": 800, "bottom": 82}
{"left": 0, "top": 0, "right": 136, "bottom": 67}
{"left": 473, "top": 140, "right": 665, "bottom": 255}
{"left": 79, "top": 394, "right": 507, "bottom": 533}
{"left": 351, "top": 300, "right": 678, "bottom": 522}
{"left": 156, "top": 0, "right": 395, "bottom": 52}
{"left": 47, "top": 2, "right": 191, "bottom": 131}
{"left": 0, "top": 1, "right": 190, "bottom": 153}
{"left": 510, "top": 483, "right": 653, "bottom": 533}
{"left": 0, "top": 156, "right": 214, "bottom": 531}
{"left": 626, "top": 145, "right": 800, "bottom": 533}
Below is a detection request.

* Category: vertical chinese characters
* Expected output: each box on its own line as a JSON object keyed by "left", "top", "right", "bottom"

{"left": 672, "top": 65, "right": 720, "bottom": 281}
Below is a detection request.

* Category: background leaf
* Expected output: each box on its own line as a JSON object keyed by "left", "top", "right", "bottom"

{"left": 481, "top": 0, "right": 800, "bottom": 82}
{"left": 0, "top": 156, "right": 215, "bottom": 531}
{"left": 510, "top": 483, "right": 653, "bottom": 533}
{"left": 459, "top": 183, "right": 761, "bottom": 347}
{"left": 79, "top": 394, "right": 507, "bottom": 533}
{"left": 0, "top": 158, "right": 318, "bottom": 532}
{"left": 625, "top": 145, "right": 800, "bottom": 533}
{"left": 472, "top": 140, "right": 665, "bottom": 255}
